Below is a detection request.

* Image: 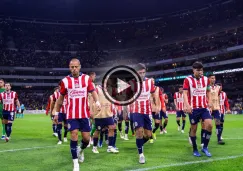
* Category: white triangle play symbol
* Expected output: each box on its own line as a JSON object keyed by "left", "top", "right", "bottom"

{"left": 117, "top": 78, "right": 131, "bottom": 93}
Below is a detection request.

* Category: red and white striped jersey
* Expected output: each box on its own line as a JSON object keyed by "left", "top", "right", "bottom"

{"left": 174, "top": 92, "right": 184, "bottom": 111}
{"left": 60, "top": 73, "right": 95, "bottom": 119}
{"left": 132, "top": 78, "right": 155, "bottom": 114}
{"left": 0, "top": 91, "right": 18, "bottom": 112}
{"left": 183, "top": 75, "right": 210, "bottom": 109}
{"left": 52, "top": 91, "right": 67, "bottom": 114}
{"left": 220, "top": 91, "right": 230, "bottom": 114}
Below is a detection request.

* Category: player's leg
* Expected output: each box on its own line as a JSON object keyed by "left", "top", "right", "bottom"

{"left": 63, "top": 114, "right": 68, "bottom": 142}
{"left": 162, "top": 112, "right": 168, "bottom": 133}
{"left": 92, "top": 118, "right": 101, "bottom": 153}
{"left": 181, "top": 111, "right": 186, "bottom": 133}
{"left": 90, "top": 120, "right": 96, "bottom": 145}
{"left": 79, "top": 118, "right": 91, "bottom": 163}
{"left": 21, "top": 109, "right": 24, "bottom": 118}
{"left": 176, "top": 111, "right": 181, "bottom": 131}
{"left": 57, "top": 113, "right": 64, "bottom": 144}
{"left": 213, "top": 110, "right": 224, "bottom": 144}
{"left": 200, "top": 120, "right": 206, "bottom": 146}
{"left": 107, "top": 117, "right": 118, "bottom": 153}
{"left": 133, "top": 113, "right": 146, "bottom": 164}
{"left": 201, "top": 109, "right": 213, "bottom": 157}
{"left": 67, "top": 119, "right": 80, "bottom": 171}
{"left": 118, "top": 112, "right": 124, "bottom": 139}
{"left": 220, "top": 114, "right": 225, "bottom": 139}
{"left": 51, "top": 115, "right": 58, "bottom": 137}
{"left": 189, "top": 109, "right": 201, "bottom": 157}
{"left": 151, "top": 112, "right": 160, "bottom": 142}
{"left": 4, "top": 111, "right": 14, "bottom": 142}
{"left": 0, "top": 111, "right": 6, "bottom": 139}
{"left": 124, "top": 119, "right": 129, "bottom": 140}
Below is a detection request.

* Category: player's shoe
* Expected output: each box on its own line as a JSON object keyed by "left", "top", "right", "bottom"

{"left": 53, "top": 133, "right": 58, "bottom": 137}
{"left": 152, "top": 133, "right": 156, "bottom": 140}
{"left": 92, "top": 147, "right": 99, "bottom": 154}
{"left": 163, "top": 129, "right": 167, "bottom": 134}
{"left": 5, "top": 137, "right": 9, "bottom": 142}
{"left": 124, "top": 134, "right": 129, "bottom": 141}
{"left": 139, "top": 154, "right": 145, "bottom": 164}
{"left": 1, "top": 135, "right": 5, "bottom": 140}
{"left": 193, "top": 150, "right": 201, "bottom": 157}
{"left": 181, "top": 130, "right": 185, "bottom": 133}
{"left": 160, "top": 131, "right": 164, "bottom": 134}
{"left": 113, "top": 146, "right": 119, "bottom": 151}
{"left": 201, "top": 148, "right": 212, "bottom": 157}
{"left": 221, "top": 136, "right": 224, "bottom": 140}
{"left": 73, "top": 159, "right": 80, "bottom": 171}
{"left": 57, "top": 141, "right": 62, "bottom": 145}
{"left": 201, "top": 143, "right": 204, "bottom": 148}
{"left": 64, "top": 137, "right": 68, "bottom": 142}
{"left": 178, "top": 126, "right": 180, "bottom": 131}
{"left": 120, "top": 132, "right": 124, "bottom": 139}
{"left": 218, "top": 140, "right": 225, "bottom": 145}
{"left": 107, "top": 147, "right": 119, "bottom": 153}
{"left": 87, "top": 143, "right": 91, "bottom": 148}
{"left": 78, "top": 148, "right": 85, "bottom": 163}
{"left": 149, "top": 139, "right": 154, "bottom": 143}
{"left": 188, "top": 137, "right": 192, "bottom": 146}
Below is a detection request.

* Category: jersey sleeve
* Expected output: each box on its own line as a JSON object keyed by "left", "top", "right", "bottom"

{"left": 183, "top": 78, "right": 189, "bottom": 90}
{"left": 150, "top": 79, "right": 155, "bottom": 93}
{"left": 225, "top": 95, "right": 230, "bottom": 110}
{"left": 173, "top": 93, "right": 176, "bottom": 99}
{"left": 0, "top": 93, "right": 2, "bottom": 101}
{"left": 60, "top": 81, "right": 67, "bottom": 95}
{"left": 206, "top": 77, "right": 211, "bottom": 91}
{"left": 87, "top": 78, "right": 95, "bottom": 92}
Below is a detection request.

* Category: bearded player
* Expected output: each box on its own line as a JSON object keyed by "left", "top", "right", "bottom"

{"left": 208, "top": 74, "right": 225, "bottom": 145}
{"left": 54, "top": 58, "right": 101, "bottom": 171}
{"left": 183, "top": 62, "right": 213, "bottom": 157}
{"left": 0, "top": 82, "right": 21, "bottom": 142}
{"left": 174, "top": 85, "right": 186, "bottom": 133}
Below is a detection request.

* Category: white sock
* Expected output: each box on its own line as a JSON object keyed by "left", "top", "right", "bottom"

{"left": 73, "top": 159, "right": 79, "bottom": 165}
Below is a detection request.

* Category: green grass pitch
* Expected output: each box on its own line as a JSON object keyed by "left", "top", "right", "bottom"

{"left": 0, "top": 114, "right": 243, "bottom": 171}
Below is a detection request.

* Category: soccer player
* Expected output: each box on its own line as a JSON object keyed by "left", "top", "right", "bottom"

{"left": 183, "top": 61, "right": 213, "bottom": 157}
{"left": 52, "top": 83, "right": 68, "bottom": 145}
{"left": 0, "top": 79, "right": 6, "bottom": 139}
{"left": 132, "top": 63, "right": 160, "bottom": 164}
{"left": 0, "top": 82, "right": 21, "bottom": 142}
{"left": 54, "top": 58, "right": 101, "bottom": 171}
{"left": 150, "top": 79, "right": 165, "bottom": 143}
{"left": 208, "top": 74, "right": 225, "bottom": 145}
{"left": 219, "top": 91, "right": 231, "bottom": 139}
{"left": 123, "top": 105, "right": 130, "bottom": 140}
{"left": 20, "top": 103, "right": 25, "bottom": 118}
{"left": 92, "top": 84, "right": 118, "bottom": 154}
{"left": 117, "top": 104, "right": 124, "bottom": 139}
{"left": 160, "top": 88, "right": 169, "bottom": 134}
{"left": 174, "top": 85, "right": 186, "bottom": 133}
{"left": 50, "top": 88, "right": 59, "bottom": 137}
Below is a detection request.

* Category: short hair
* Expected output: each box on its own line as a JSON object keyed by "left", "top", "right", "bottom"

{"left": 5, "top": 82, "right": 11, "bottom": 86}
{"left": 208, "top": 73, "right": 215, "bottom": 77}
{"left": 54, "top": 87, "right": 59, "bottom": 91}
{"left": 135, "top": 63, "right": 146, "bottom": 71}
{"left": 89, "top": 72, "right": 96, "bottom": 76}
{"left": 0, "top": 79, "right": 4, "bottom": 82}
{"left": 179, "top": 85, "right": 183, "bottom": 88}
{"left": 192, "top": 61, "right": 203, "bottom": 69}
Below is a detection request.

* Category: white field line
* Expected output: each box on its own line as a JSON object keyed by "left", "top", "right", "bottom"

{"left": 0, "top": 145, "right": 68, "bottom": 153}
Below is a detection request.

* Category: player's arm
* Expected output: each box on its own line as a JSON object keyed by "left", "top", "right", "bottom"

{"left": 225, "top": 95, "right": 231, "bottom": 113}
{"left": 151, "top": 80, "right": 160, "bottom": 114}
{"left": 50, "top": 96, "right": 55, "bottom": 115}
{"left": 88, "top": 78, "right": 101, "bottom": 110}
{"left": 54, "top": 95, "right": 64, "bottom": 114}
{"left": 14, "top": 93, "right": 21, "bottom": 112}
{"left": 164, "top": 95, "right": 168, "bottom": 104}
{"left": 206, "top": 80, "right": 212, "bottom": 109}
{"left": 173, "top": 93, "right": 178, "bottom": 110}
{"left": 183, "top": 78, "right": 192, "bottom": 113}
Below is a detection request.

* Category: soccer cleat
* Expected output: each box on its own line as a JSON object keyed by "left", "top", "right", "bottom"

{"left": 5, "top": 137, "right": 9, "bottom": 142}
{"left": 92, "top": 147, "right": 99, "bottom": 154}
{"left": 73, "top": 166, "right": 80, "bottom": 171}
{"left": 113, "top": 146, "right": 119, "bottom": 151}
{"left": 163, "top": 129, "right": 167, "bottom": 134}
{"left": 160, "top": 131, "right": 164, "bottom": 134}
{"left": 73, "top": 159, "right": 80, "bottom": 171}
{"left": 181, "top": 130, "right": 185, "bottom": 133}
{"left": 53, "top": 133, "right": 58, "bottom": 137}
{"left": 221, "top": 136, "right": 224, "bottom": 140}
{"left": 107, "top": 147, "right": 119, "bottom": 153}
{"left": 178, "top": 126, "right": 180, "bottom": 131}
{"left": 78, "top": 150, "right": 84, "bottom": 163}
{"left": 218, "top": 140, "right": 225, "bottom": 145}
{"left": 124, "top": 134, "right": 129, "bottom": 141}
{"left": 64, "top": 137, "right": 68, "bottom": 142}
{"left": 57, "top": 141, "right": 62, "bottom": 145}
{"left": 120, "top": 132, "right": 124, "bottom": 139}
{"left": 87, "top": 143, "right": 91, "bottom": 148}
{"left": 188, "top": 137, "right": 192, "bottom": 146}
{"left": 1, "top": 135, "right": 5, "bottom": 140}
{"left": 98, "top": 142, "right": 103, "bottom": 148}
{"left": 193, "top": 150, "right": 201, "bottom": 157}
{"left": 152, "top": 133, "right": 156, "bottom": 140}
{"left": 201, "top": 148, "right": 212, "bottom": 157}
{"left": 149, "top": 139, "right": 154, "bottom": 144}
{"left": 139, "top": 154, "right": 146, "bottom": 164}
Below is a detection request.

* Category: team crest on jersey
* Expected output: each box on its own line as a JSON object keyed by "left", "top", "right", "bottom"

{"left": 68, "top": 123, "right": 71, "bottom": 129}
{"left": 134, "top": 122, "right": 138, "bottom": 127}
{"left": 97, "top": 126, "right": 101, "bottom": 130}
{"left": 197, "top": 83, "right": 202, "bottom": 88}
{"left": 191, "top": 119, "right": 195, "bottom": 124}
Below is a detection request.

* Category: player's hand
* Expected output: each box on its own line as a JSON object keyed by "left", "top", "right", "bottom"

{"left": 18, "top": 109, "right": 21, "bottom": 113}
{"left": 96, "top": 101, "right": 101, "bottom": 111}
{"left": 226, "top": 110, "right": 231, "bottom": 114}
{"left": 184, "top": 104, "right": 192, "bottom": 114}
{"left": 54, "top": 115, "right": 58, "bottom": 123}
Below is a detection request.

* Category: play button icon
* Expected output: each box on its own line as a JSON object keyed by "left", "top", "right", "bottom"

{"left": 102, "top": 65, "right": 142, "bottom": 106}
